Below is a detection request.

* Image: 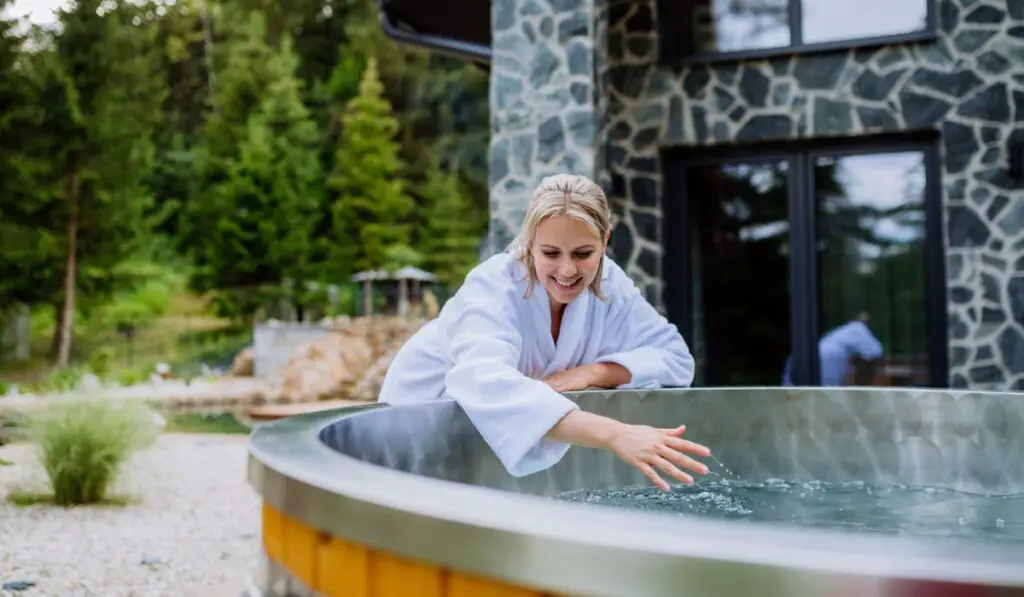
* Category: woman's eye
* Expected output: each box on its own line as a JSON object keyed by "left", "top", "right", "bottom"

{"left": 574, "top": 252, "right": 594, "bottom": 259}
{"left": 543, "top": 251, "right": 559, "bottom": 258}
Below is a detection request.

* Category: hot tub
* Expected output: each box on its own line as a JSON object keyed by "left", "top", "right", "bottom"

{"left": 246, "top": 387, "right": 1024, "bottom": 597}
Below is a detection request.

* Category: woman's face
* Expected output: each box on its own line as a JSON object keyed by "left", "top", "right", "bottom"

{"left": 531, "top": 214, "right": 606, "bottom": 306}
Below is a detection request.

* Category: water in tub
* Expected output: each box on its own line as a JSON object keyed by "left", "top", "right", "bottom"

{"left": 556, "top": 478, "right": 1024, "bottom": 545}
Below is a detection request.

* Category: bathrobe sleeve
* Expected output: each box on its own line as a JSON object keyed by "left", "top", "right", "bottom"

{"left": 594, "top": 269, "right": 696, "bottom": 390}
{"left": 845, "top": 321, "right": 884, "bottom": 359}
{"left": 439, "top": 264, "right": 580, "bottom": 478}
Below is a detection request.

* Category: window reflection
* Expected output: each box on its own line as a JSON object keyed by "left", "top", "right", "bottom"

{"left": 687, "top": 160, "right": 791, "bottom": 386}
{"left": 815, "top": 152, "right": 930, "bottom": 387}
{"left": 802, "top": 0, "right": 929, "bottom": 44}
{"left": 679, "top": 0, "right": 791, "bottom": 53}
{"left": 676, "top": 0, "right": 930, "bottom": 55}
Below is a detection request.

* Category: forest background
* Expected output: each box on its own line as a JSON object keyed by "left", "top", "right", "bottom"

{"left": 0, "top": 0, "right": 490, "bottom": 391}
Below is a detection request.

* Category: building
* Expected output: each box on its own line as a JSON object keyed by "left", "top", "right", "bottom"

{"left": 379, "top": 0, "right": 1024, "bottom": 391}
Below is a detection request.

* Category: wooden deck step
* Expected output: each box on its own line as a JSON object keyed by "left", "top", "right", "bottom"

{"left": 248, "top": 399, "right": 376, "bottom": 422}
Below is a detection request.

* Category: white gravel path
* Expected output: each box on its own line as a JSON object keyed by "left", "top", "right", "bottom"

{"left": 0, "top": 433, "right": 260, "bottom": 597}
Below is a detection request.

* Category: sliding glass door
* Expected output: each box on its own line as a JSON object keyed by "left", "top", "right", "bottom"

{"left": 663, "top": 137, "right": 947, "bottom": 388}
{"left": 682, "top": 159, "right": 792, "bottom": 386}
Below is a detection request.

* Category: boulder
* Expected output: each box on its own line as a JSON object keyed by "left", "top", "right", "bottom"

{"left": 277, "top": 315, "right": 426, "bottom": 403}
{"left": 230, "top": 347, "right": 255, "bottom": 377}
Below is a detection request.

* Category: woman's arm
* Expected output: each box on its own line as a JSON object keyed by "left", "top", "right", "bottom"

{"left": 545, "top": 408, "right": 625, "bottom": 449}
{"left": 546, "top": 409, "right": 711, "bottom": 491}
{"left": 594, "top": 276, "right": 695, "bottom": 389}
{"left": 439, "top": 266, "right": 580, "bottom": 478}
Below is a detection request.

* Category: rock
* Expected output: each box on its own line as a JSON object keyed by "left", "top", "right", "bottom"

{"left": 350, "top": 349, "right": 399, "bottom": 401}
{"left": 230, "top": 347, "right": 255, "bottom": 377}
{"left": 423, "top": 289, "right": 440, "bottom": 319}
{"left": 279, "top": 331, "right": 373, "bottom": 402}
{"left": 278, "top": 315, "right": 426, "bottom": 402}
{"left": 140, "top": 554, "right": 165, "bottom": 567}
{"left": 2, "top": 580, "right": 36, "bottom": 591}
{"left": 0, "top": 413, "right": 23, "bottom": 446}
{"left": 78, "top": 373, "right": 103, "bottom": 393}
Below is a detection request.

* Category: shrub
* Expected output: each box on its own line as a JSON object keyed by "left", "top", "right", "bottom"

{"left": 22, "top": 399, "right": 160, "bottom": 506}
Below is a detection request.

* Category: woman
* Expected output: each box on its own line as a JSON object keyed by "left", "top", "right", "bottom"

{"left": 379, "top": 173, "right": 710, "bottom": 492}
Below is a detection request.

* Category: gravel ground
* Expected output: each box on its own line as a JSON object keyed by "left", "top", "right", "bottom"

{"left": 0, "top": 433, "right": 260, "bottom": 597}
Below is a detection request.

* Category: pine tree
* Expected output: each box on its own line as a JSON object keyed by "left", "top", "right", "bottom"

{"left": 189, "top": 16, "right": 323, "bottom": 319}
{"left": 18, "top": 0, "right": 167, "bottom": 366}
{"left": 0, "top": 1, "right": 50, "bottom": 310}
{"left": 328, "top": 57, "right": 413, "bottom": 276}
{"left": 418, "top": 160, "right": 485, "bottom": 287}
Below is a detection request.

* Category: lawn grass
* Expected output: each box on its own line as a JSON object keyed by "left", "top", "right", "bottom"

{"left": 165, "top": 412, "right": 251, "bottom": 435}
{"left": 0, "top": 287, "right": 250, "bottom": 395}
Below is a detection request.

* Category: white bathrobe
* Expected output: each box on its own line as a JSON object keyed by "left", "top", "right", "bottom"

{"left": 378, "top": 252, "right": 695, "bottom": 478}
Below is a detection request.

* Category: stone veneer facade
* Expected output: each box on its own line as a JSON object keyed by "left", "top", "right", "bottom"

{"left": 487, "top": 0, "right": 1024, "bottom": 389}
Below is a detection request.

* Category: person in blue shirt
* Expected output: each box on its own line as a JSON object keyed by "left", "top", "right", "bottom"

{"left": 782, "top": 311, "right": 884, "bottom": 387}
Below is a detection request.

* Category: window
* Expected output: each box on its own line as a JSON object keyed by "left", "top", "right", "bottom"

{"left": 680, "top": 159, "right": 793, "bottom": 386}
{"left": 815, "top": 152, "right": 933, "bottom": 387}
{"left": 659, "top": 0, "right": 937, "bottom": 62}
{"left": 662, "top": 136, "right": 948, "bottom": 388}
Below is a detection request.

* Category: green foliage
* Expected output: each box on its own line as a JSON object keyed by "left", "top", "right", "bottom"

{"left": 166, "top": 412, "right": 250, "bottom": 435}
{"left": 417, "top": 160, "right": 486, "bottom": 286}
{"left": 329, "top": 57, "right": 414, "bottom": 276}
{"left": 1, "top": 0, "right": 491, "bottom": 372}
{"left": 20, "top": 399, "right": 160, "bottom": 506}
{"left": 187, "top": 14, "right": 322, "bottom": 318}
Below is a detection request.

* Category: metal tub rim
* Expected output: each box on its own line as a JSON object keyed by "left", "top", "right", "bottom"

{"left": 247, "top": 388, "right": 1024, "bottom": 597}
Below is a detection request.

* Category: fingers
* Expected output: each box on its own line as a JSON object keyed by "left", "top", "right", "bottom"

{"left": 664, "top": 436, "right": 712, "bottom": 458}
{"left": 636, "top": 461, "right": 671, "bottom": 492}
{"left": 657, "top": 443, "right": 709, "bottom": 476}
{"left": 658, "top": 424, "right": 686, "bottom": 436}
{"left": 651, "top": 454, "right": 694, "bottom": 486}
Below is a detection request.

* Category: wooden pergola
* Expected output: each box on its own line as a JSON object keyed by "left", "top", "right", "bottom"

{"left": 350, "top": 266, "right": 440, "bottom": 316}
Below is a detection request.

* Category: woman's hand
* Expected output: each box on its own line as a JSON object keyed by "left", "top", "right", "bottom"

{"left": 607, "top": 424, "right": 711, "bottom": 492}
{"left": 543, "top": 366, "right": 595, "bottom": 392}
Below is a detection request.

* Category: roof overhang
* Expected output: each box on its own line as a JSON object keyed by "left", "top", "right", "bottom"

{"left": 378, "top": 0, "right": 492, "bottom": 65}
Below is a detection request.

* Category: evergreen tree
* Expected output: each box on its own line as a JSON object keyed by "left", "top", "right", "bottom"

{"left": 0, "top": 2, "right": 51, "bottom": 311}
{"left": 328, "top": 57, "right": 413, "bottom": 276}
{"left": 12, "top": 0, "right": 167, "bottom": 366}
{"left": 418, "top": 159, "right": 484, "bottom": 287}
{"left": 189, "top": 15, "right": 323, "bottom": 319}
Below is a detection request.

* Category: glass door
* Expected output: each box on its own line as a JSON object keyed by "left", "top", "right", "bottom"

{"left": 814, "top": 149, "right": 934, "bottom": 387}
{"left": 663, "top": 138, "right": 946, "bottom": 389}
{"left": 683, "top": 159, "right": 792, "bottom": 386}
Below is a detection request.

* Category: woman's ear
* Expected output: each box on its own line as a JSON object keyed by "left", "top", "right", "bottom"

{"left": 604, "top": 230, "right": 611, "bottom": 248}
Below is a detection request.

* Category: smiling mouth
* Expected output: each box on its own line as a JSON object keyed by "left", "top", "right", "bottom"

{"left": 553, "top": 277, "right": 582, "bottom": 290}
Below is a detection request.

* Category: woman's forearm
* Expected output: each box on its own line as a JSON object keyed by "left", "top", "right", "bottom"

{"left": 586, "top": 362, "right": 632, "bottom": 388}
{"left": 546, "top": 409, "right": 626, "bottom": 450}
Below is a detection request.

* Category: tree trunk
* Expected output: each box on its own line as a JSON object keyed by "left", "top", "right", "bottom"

{"left": 55, "top": 170, "right": 80, "bottom": 369}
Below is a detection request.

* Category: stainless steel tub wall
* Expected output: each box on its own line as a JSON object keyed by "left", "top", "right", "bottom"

{"left": 247, "top": 387, "right": 1024, "bottom": 597}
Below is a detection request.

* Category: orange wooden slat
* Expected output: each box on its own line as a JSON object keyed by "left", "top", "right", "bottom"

{"left": 262, "top": 502, "right": 284, "bottom": 564}
{"left": 317, "top": 536, "right": 370, "bottom": 597}
{"left": 367, "top": 550, "right": 446, "bottom": 597}
{"left": 281, "top": 513, "right": 321, "bottom": 588}
{"left": 446, "top": 570, "right": 546, "bottom": 597}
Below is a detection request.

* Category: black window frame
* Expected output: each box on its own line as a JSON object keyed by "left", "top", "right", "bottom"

{"left": 657, "top": 0, "right": 939, "bottom": 65}
{"left": 662, "top": 132, "right": 949, "bottom": 388}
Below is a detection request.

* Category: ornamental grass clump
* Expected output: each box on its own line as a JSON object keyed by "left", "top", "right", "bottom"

{"left": 23, "top": 398, "right": 160, "bottom": 506}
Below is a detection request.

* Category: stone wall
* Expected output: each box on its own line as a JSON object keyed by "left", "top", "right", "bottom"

{"left": 598, "top": 0, "right": 1024, "bottom": 388}
{"left": 485, "top": 0, "right": 608, "bottom": 255}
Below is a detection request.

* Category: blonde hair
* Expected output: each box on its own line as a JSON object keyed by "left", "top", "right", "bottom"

{"left": 507, "top": 173, "right": 613, "bottom": 300}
